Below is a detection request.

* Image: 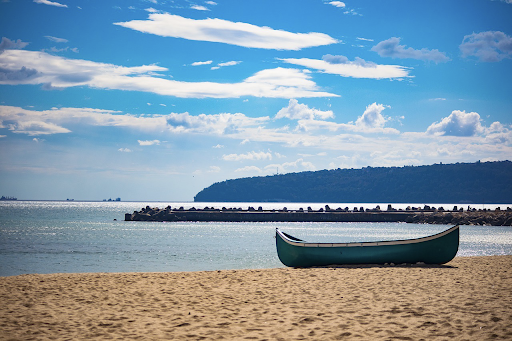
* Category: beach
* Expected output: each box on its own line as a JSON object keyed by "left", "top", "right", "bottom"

{"left": 1, "top": 256, "right": 511, "bottom": 340}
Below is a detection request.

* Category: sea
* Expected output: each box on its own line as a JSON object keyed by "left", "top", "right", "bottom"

{"left": 1, "top": 201, "right": 511, "bottom": 277}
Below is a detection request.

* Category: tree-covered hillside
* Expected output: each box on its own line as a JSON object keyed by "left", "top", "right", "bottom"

{"left": 194, "top": 161, "right": 512, "bottom": 203}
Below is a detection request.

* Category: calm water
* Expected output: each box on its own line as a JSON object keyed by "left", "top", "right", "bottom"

{"left": 1, "top": 201, "right": 511, "bottom": 277}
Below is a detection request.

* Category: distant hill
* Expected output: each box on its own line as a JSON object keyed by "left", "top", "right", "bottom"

{"left": 194, "top": 161, "right": 512, "bottom": 204}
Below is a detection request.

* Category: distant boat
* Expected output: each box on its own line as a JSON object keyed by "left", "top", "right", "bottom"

{"left": 0, "top": 196, "right": 17, "bottom": 201}
{"left": 275, "top": 225, "right": 459, "bottom": 267}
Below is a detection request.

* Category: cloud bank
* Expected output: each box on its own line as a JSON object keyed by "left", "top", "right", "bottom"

{"left": 0, "top": 50, "right": 337, "bottom": 98}
{"left": 0, "top": 105, "right": 269, "bottom": 138}
{"left": 1, "top": 105, "right": 510, "bottom": 168}
{"left": 114, "top": 13, "right": 338, "bottom": 50}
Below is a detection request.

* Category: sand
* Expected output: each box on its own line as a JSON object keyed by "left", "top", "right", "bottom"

{"left": 1, "top": 256, "right": 511, "bottom": 340}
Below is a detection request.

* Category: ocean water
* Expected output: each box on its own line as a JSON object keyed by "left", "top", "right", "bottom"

{"left": 1, "top": 201, "right": 511, "bottom": 277}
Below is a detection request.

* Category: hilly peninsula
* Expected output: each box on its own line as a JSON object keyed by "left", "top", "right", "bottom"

{"left": 194, "top": 161, "right": 512, "bottom": 204}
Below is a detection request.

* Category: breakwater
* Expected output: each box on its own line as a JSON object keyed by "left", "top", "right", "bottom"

{"left": 125, "top": 205, "right": 512, "bottom": 226}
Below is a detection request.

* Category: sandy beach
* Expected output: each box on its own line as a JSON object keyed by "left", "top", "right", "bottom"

{"left": 1, "top": 256, "right": 511, "bottom": 340}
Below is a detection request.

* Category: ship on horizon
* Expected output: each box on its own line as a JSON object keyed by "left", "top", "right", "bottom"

{"left": 0, "top": 196, "right": 18, "bottom": 201}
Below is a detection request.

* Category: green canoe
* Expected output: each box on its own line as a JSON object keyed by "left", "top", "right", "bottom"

{"left": 276, "top": 225, "right": 459, "bottom": 267}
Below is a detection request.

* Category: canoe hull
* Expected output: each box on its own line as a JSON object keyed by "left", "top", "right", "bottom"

{"left": 276, "top": 225, "right": 459, "bottom": 267}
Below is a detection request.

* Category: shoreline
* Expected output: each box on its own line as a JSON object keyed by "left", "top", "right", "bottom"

{"left": 1, "top": 255, "right": 511, "bottom": 340}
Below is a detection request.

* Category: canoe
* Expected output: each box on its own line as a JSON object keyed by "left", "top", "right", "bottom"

{"left": 275, "top": 225, "right": 459, "bottom": 267}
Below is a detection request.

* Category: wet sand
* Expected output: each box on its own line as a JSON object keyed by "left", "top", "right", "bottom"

{"left": 1, "top": 255, "right": 511, "bottom": 340}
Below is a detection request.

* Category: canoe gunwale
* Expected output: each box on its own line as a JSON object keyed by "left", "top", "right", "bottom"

{"left": 276, "top": 225, "right": 459, "bottom": 248}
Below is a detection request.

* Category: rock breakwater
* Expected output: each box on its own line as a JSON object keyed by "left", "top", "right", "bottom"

{"left": 125, "top": 205, "right": 512, "bottom": 226}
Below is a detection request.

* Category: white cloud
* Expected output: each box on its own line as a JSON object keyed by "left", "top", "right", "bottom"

{"left": 207, "top": 166, "right": 221, "bottom": 173}
{"left": 243, "top": 67, "right": 338, "bottom": 98}
{"left": 243, "top": 68, "right": 334, "bottom": 96}
{"left": 191, "top": 60, "right": 213, "bottom": 66}
{"left": 138, "top": 139, "right": 160, "bottom": 146}
{"left": 328, "top": 1, "right": 345, "bottom": 8}
{"left": 357, "top": 37, "right": 374, "bottom": 42}
{"left": 44, "top": 36, "right": 68, "bottom": 43}
{"left": 0, "top": 49, "right": 167, "bottom": 86}
{"left": 211, "top": 60, "right": 241, "bottom": 70}
{"left": 485, "top": 122, "right": 512, "bottom": 144}
{"left": 275, "top": 99, "right": 334, "bottom": 120}
{"left": 9, "top": 120, "right": 71, "bottom": 136}
{"left": 114, "top": 13, "right": 338, "bottom": 50}
{"left": 344, "top": 8, "right": 360, "bottom": 16}
{"left": 0, "top": 50, "right": 337, "bottom": 98}
{"left": 459, "top": 31, "right": 512, "bottom": 62}
{"left": 33, "top": 0, "right": 67, "bottom": 8}
{"left": 218, "top": 61, "right": 241, "bottom": 67}
{"left": 222, "top": 151, "right": 272, "bottom": 161}
{"left": 281, "top": 55, "right": 411, "bottom": 79}
{"left": 371, "top": 37, "right": 450, "bottom": 63}
{"left": 191, "top": 4, "right": 209, "bottom": 11}
{"left": 118, "top": 148, "right": 132, "bottom": 152}
{"left": 426, "top": 110, "right": 484, "bottom": 136}
{"left": 294, "top": 119, "right": 340, "bottom": 133}
{"left": 355, "top": 103, "right": 389, "bottom": 129}
{"left": 0, "top": 106, "right": 73, "bottom": 135}
{"left": 212, "top": 144, "right": 224, "bottom": 148}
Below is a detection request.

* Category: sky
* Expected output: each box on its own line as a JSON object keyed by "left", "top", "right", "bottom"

{"left": 0, "top": 0, "right": 511, "bottom": 201}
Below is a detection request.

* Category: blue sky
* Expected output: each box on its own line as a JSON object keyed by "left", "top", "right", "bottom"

{"left": 1, "top": 0, "right": 511, "bottom": 201}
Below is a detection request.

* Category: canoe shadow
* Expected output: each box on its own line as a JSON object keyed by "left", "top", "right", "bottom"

{"left": 300, "top": 263, "right": 457, "bottom": 269}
